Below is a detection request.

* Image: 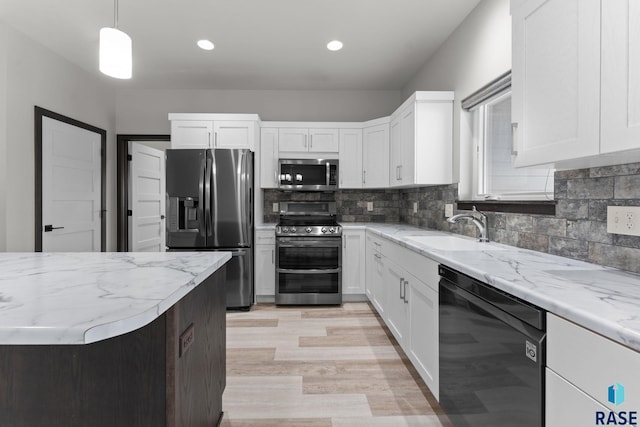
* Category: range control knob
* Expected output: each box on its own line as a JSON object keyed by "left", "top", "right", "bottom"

{"left": 282, "top": 227, "right": 289, "bottom": 233}
{"left": 329, "top": 227, "right": 335, "bottom": 233}
{"left": 305, "top": 227, "right": 312, "bottom": 233}
{"left": 291, "top": 227, "right": 297, "bottom": 233}
{"left": 321, "top": 227, "right": 327, "bottom": 233}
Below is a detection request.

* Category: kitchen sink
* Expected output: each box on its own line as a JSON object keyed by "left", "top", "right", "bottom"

{"left": 405, "top": 235, "right": 507, "bottom": 251}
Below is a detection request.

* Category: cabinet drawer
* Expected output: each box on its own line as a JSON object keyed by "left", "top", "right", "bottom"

{"left": 384, "top": 239, "right": 439, "bottom": 292}
{"left": 366, "top": 232, "right": 386, "bottom": 256}
{"left": 547, "top": 313, "right": 640, "bottom": 410}
{"left": 546, "top": 368, "right": 609, "bottom": 427}
{"left": 255, "top": 230, "right": 275, "bottom": 245}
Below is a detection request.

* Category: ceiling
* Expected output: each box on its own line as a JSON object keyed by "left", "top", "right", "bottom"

{"left": 0, "top": 0, "right": 480, "bottom": 90}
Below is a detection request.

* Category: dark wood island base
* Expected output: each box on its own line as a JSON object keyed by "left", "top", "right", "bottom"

{"left": 0, "top": 267, "right": 226, "bottom": 427}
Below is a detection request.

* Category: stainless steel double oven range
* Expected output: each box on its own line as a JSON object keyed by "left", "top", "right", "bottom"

{"left": 275, "top": 202, "right": 342, "bottom": 305}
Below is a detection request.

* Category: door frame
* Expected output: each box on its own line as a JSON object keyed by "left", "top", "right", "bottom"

{"left": 34, "top": 106, "right": 107, "bottom": 252}
{"left": 116, "top": 134, "right": 170, "bottom": 251}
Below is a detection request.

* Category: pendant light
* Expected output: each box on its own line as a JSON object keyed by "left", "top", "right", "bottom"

{"left": 99, "top": 0, "right": 132, "bottom": 79}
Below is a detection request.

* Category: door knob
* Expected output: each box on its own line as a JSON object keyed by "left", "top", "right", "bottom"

{"left": 44, "top": 225, "right": 64, "bottom": 232}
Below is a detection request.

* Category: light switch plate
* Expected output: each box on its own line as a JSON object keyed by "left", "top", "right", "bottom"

{"left": 607, "top": 206, "right": 640, "bottom": 236}
{"left": 367, "top": 202, "right": 374, "bottom": 212}
{"left": 413, "top": 202, "right": 418, "bottom": 214}
{"left": 272, "top": 202, "right": 279, "bottom": 213}
{"left": 445, "top": 204, "right": 454, "bottom": 218}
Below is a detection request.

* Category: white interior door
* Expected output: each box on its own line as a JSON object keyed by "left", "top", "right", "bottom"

{"left": 42, "top": 116, "right": 102, "bottom": 252}
{"left": 129, "top": 142, "right": 166, "bottom": 252}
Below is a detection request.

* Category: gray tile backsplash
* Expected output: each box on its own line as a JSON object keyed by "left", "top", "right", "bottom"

{"left": 263, "top": 161, "right": 640, "bottom": 273}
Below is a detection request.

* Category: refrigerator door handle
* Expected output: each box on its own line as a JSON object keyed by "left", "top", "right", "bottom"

{"left": 240, "top": 150, "right": 251, "bottom": 242}
{"left": 198, "top": 155, "right": 207, "bottom": 237}
{"left": 204, "top": 152, "right": 213, "bottom": 239}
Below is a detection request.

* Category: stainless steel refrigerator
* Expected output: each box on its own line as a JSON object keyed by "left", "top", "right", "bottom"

{"left": 166, "top": 149, "right": 253, "bottom": 310}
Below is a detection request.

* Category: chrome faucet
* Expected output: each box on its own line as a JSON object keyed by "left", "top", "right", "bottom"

{"left": 447, "top": 206, "right": 489, "bottom": 242}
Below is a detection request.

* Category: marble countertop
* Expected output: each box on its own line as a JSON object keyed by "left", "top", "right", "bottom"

{"left": 363, "top": 223, "right": 640, "bottom": 352}
{"left": 0, "top": 252, "right": 231, "bottom": 345}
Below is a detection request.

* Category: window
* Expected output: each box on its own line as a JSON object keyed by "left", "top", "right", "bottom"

{"left": 462, "top": 72, "right": 554, "bottom": 201}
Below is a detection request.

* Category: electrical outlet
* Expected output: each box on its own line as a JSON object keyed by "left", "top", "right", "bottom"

{"left": 367, "top": 202, "right": 374, "bottom": 212}
{"left": 607, "top": 206, "right": 640, "bottom": 236}
{"left": 445, "top": 204, "right": 454, "bottom": 218}
{"left": 272, "top": 202, "right": 279, "bottom": 213}
{"left": 413, "top": 202, "right": 418, "bottom": 214}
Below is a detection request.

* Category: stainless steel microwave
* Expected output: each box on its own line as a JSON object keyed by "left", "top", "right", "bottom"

{"left": 278, "top": 159, "right": 338, "bottom": 191}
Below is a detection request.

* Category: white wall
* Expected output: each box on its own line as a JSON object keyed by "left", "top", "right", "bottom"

{"left": 116, "top": 89, "right": 402, "bottom": 134}
{"left": 0, "top": 22, "right": 117, "bottom": 251}
{"left": 402, "top": 0, "right": 511, "bottom": 190}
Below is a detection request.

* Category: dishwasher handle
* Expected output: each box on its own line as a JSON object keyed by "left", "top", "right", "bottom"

{"left": 439, "top": 278, "right": 546, "bottom": 346}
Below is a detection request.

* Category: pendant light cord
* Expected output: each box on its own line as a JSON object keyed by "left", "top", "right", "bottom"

{"left": 114, "top": 0, "right": 119, "bottom": 29}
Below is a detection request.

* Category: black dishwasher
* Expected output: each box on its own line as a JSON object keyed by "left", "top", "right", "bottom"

{"left": 438, "top": 265, "right": 546, "bottom": 427}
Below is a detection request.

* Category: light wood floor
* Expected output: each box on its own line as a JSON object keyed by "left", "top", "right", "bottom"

{"left": 221, "top": 302, "right": 452, "bottom": 427}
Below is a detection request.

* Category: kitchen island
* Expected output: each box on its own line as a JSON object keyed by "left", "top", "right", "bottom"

{"left": 0, "top": 251, "right": 230, "bottom": 427}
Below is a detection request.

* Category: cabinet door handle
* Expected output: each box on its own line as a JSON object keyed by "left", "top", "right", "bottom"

{"left": 214, "top": 131, "right": 218, "bottom": 148}
{"left": 310, "top": 134, "right": 313, "bottom": 149}
{"left": 403, "top": 280, "right": 408, "bottom": 304}
{"left": 272, "top": 249, "right": 274, "bottom": 264}
{"left": 511, "top": 123, "right": 518, "bottom": 156}
{"left": 399, "top": 277, "right": 405, "bottom": 300}
{"left": 208, "top": 132, "right": 212, "bottom": 148}
{"left": 399, "top": 165, "right": 403, "bottom": 180}
{"left": 362, "top": 170, "right": 366, "bottom": 184}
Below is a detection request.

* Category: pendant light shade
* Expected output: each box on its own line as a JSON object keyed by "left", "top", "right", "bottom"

{"left": 99, "top": 0, "right": 132, "bottom": 79}
{"left": 99, "top": 27, "right": 132, "bottom": 79}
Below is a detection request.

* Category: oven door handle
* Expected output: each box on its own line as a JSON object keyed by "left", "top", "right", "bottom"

{"left": 277, "top": 268, "right": 341, "bottom": 274}
{"left": 277, "top": 241, "right": 341, "bottom": 248}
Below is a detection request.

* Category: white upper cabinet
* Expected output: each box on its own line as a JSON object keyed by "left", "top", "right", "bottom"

{"left": 362, "top": 121, "right": 390, "bottom": 188}
{"left": 309, "top": 128, "right": 340, "bottom": 152}
{"left": 601, "top": 0, "right": 640, "bottom": 153}
{"left": 511, "top": 0, "right": 600, "bottom": 167}
{"left": 339, "top": 129, "right": 363, "bottom": 189}
{"left": 278, "top": 127, "right": 339, "bottom": 154}
{"left": 278, "top": 128, "right": 308, "bottom": 152}
{"left": 213, "top": 121, "right": 257, "bottom": 150}
{"left": 389, "top": 92, "right": 454, "bottom": 187}
{"left": 512, "top": 0, "right": 640, "bottom": 168}
{"left": 171, "top": 120, "right": 213, "bottom": 149}
{"left": 168, "top": 114, "right": 259, "bottom": 151}
{"left": 260, "top": 128, "right": 279, "bottom": 189}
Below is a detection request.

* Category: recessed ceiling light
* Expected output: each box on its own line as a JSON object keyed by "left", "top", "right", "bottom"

{"left": 197, "top": 39, "right": 215, "bottom": 51}
{"left": 327, "top": 40, "right": 343, "bottom": 51}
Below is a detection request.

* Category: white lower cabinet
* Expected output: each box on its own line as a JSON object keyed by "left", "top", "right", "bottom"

{"left": 384, "top": 259, "right": 409, "bottom": 345}
{"left": 406, "top": 270, "right": 439, "bottom": 400}
{"left": 365, "top": 231, "right": 439, "bottom": 399}
{"left": 342, "top": 229, "right": 366, "bottom": 295}
{"left": 546, "top": 313, "right": 640, "bottom": 426}
{"left": 365, "top": 233, "right": 386, "bottom": 316}
{"left": 254, "top": 230, "right": 275, "bottom": 297}
{"left": 546, "top": 368, "right": 609, "bottom": 427}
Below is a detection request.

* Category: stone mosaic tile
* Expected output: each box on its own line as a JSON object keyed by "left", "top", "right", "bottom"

{"left": 549, "top": 237, "right": 589, "bottom": 261}
{"left": 517, "top": 233, "right": 549, "bottom": 252}
{"left": 556, "top": 200, "right": 589, "bottom": 220}
{"left": 614, "top": 175, "right": 640, "bottom": 199}
{"left": 589, "top": 243, "right": 640, "bottom": 274}
{"left": 555, "top": 168, "right": 589, "bottom": 179}
{"left": 566, "top": 177, "right": 614, "bottom": 199}
{"left": 533, "top": 217, "right": 566, "bottom": 237}
{"left": 506, "top": 214, "right": 534, "bottom": 233}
